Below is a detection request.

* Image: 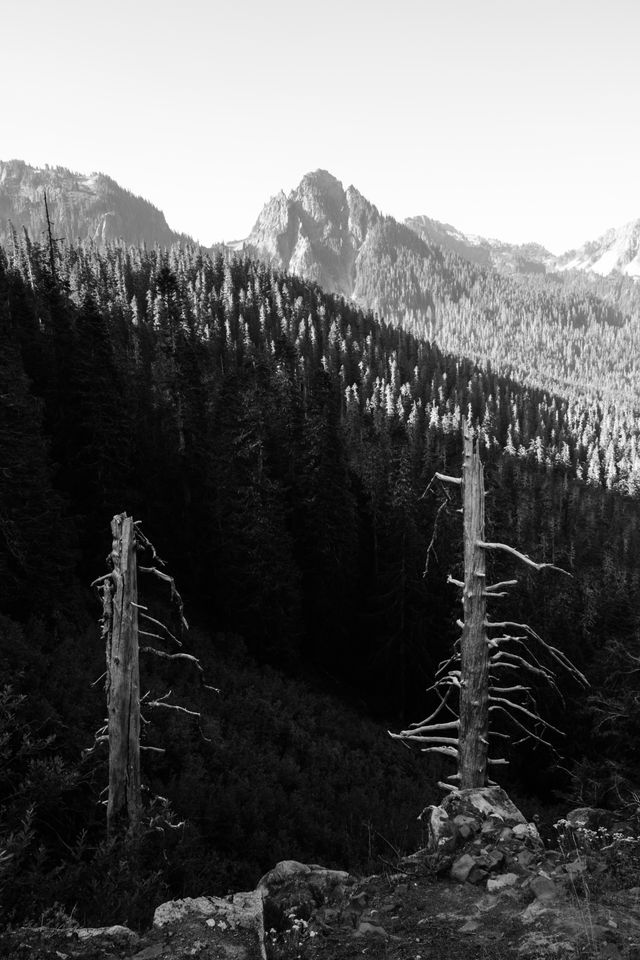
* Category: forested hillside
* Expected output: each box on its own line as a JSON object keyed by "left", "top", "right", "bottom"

{"left": 2, "top": 235, "right": 640, "bottom": 926}
{"left": 246, "top": 171, "right": 640, "bottom": 410}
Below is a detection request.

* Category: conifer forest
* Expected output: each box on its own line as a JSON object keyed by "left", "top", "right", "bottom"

{"left": 2, "top": 229, "right": 640, "bottom": 931}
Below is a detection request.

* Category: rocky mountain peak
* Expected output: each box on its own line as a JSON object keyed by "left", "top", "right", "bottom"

{"left": 245, "top": 171, "right": 384, "bottom": 299}
{"left": 297, "top": 168, "right": 343, "bottom": 192}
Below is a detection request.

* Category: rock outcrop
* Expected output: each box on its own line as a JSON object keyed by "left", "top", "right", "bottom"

{"left": 245, "top": 170, "right": 381, "bottom": 299}
{"left": 0, "top": 159, "right": 189, "bottom": 249}
{"left": 153, "top": 889, "right": 266, "bottom": 958}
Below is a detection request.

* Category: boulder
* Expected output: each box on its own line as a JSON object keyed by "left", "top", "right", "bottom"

{"left": 257, "top": 859, "right": 311, "bottom": 887}
{"left": 529, "top": 876, "right": 560, "bottom": 902}
{"left": 423, "top": 803, "right": 458, "bottom": 855}
{"left": 443, "top": 786, "right": 528, "bottom": 827}
{"left": 516, "top": 849, "right": 536, "bottom": 869}
{"left": 487, "top": 872, "right": 519, "bottom": 893}
{"left": 450, "top": 853, "right": 476, "bottom": 882}
{"left": 512, "top": 822, "right": 543, "bottom": 846}
{"left": 257, "top": 860, "right": 353, "bottom": 926}
{"left": 153, "top": 889, "right": 266, "bottom": 959}
{"left": 258, "top": 860, "right": 351, "bottom": 901}
{"left": 453, "top": 814, "right": 480, "bottom": 840}
{"left": 468, "top": 865, "right": 490, "bottom": 885}
{"left": 479, "top": 849, "right": 505, "bottom": 871}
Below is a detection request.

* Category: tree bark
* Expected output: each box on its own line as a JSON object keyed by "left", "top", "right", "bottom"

{"left": 458, "top": 422, "right": 489, "bottom": 788}
{"left": 106, "top": 513, "right": 141, "bottom": 835}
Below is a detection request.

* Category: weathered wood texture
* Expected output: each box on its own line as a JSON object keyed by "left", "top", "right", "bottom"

{"left": 458, "top": 422, "right": 489, "bottom": 788}
{"left": 105, "top": 513, "right": 141, "bottom": 834}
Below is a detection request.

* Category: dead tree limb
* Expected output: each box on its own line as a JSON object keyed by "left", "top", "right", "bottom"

{"left": 435, "top": 473, "right": 462, "bottom": 486}
{"left": 477, "top": 541, "right": 572, "bottom": 578}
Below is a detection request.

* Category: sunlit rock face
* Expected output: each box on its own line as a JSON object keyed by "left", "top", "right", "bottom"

{"left": 555, "top": 218, "right": 640, "bottom": 279}
{"left": 245, "top": 169, "right": 382, "bottom": 299}
{"left": 0, "top": 159, "right": 187, "bottom": 248}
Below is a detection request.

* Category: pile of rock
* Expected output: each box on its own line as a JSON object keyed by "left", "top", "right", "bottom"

{"left": 416, "top": 785, "right": 580, "bottom": 902}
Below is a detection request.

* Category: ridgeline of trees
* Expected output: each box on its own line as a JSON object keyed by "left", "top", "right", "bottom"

{"left": 353, "top": 218, "right": 640, "bottom": 408}
{"left": 1, "top": 235, "right": 640, "bottom": 926}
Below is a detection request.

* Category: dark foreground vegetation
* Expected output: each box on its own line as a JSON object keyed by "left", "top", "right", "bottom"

{"left": 1, "top": 237, "right": 640, "bottom": 928}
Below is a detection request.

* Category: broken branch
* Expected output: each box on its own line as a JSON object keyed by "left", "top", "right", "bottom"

{"left": 146, "top": 700, "right": 201, "bottom": 717}
{"left": 140, "top": 647, "right": 220, "bottom": 693}
{"left": 435, "top": 473, "right": 461, "bottom": 485}
{"left": 139, "top": 612, "right": 182, "bottom": 647}
{"left": 477, "top": 541, "right": 572, "bottom": 578}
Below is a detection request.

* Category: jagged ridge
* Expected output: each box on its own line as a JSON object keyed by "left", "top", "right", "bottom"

{"left": 0, "top": 159, "right": 189, "bottom": 248}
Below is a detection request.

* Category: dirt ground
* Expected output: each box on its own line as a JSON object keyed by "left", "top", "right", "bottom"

{"left": 4, "top": 864, "right": 640, "bottom": 960}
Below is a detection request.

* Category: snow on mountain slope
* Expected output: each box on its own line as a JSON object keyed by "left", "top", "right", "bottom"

{"left": 555, "top": 219, "right": 640, "bottom": 278}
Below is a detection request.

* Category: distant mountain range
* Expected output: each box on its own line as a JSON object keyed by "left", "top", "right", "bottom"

{"left": 241, "top": 169, "right": 640, "bottom": 286}
{"left": 405, "top": 215, "right": 640, "bottom": 281}
{"left": 2, "top": 159, "right": 639, "bottom": 282}
{"left": 2, "top": 160, "right": 639, "bottom": 403}
{"left": 0, "top": 159, "right": 189, "bottom": 249}
{"left": 237, "top": 170, "right": 640, "bottom": 406}
{"left": 404, "top": 215, "right": 555, "bottom": 275}
{"left": 554, "top": 219, "right": 640, "bottom": 279}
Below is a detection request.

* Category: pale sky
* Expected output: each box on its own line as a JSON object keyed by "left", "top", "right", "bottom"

{"left": 4, "top": 0, "right": 639, "bottom": 253}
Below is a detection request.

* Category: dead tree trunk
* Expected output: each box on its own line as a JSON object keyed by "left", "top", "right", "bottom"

{"left": 87, "top": 513, "right": 215, "bottom": 836}
{"left": 105, "top": 513, "right": 141, "bottom": 835}
{"left": 390, "top": 418, "right": 587, "bottom": 791}
{"left": 458, "top": 422, "right": 489, "bottom": 788}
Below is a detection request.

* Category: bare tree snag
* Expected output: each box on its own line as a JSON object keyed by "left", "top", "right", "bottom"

{"left": 104, "top": 513, "right": 141, "bottom": 835}
{"left": 458, "top": 421, "right": 489, "bottom": 788}
{"left": 87, "top": 512, "right": 216, "bottom": 836}
{"left": 391, "top": 418, "right": 587, "bottom": 791}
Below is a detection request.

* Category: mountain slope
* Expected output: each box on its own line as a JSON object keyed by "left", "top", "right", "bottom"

{"left": 405, "top": 212, "right": 640, "bottom": 281}
{"left": 244, "top": 170, "right": 640, "bottom": 406}
{"left": 555, "top": 218, "right": 640, "bottom": 278}
{"left": 0, "top": 159, "right": 189, "bottom": 248}
{"left": 244, "top": 170, "right": 381, "bottom": 298}
{"left": 405, "top": 214, "right": 554, "bottom": 275}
